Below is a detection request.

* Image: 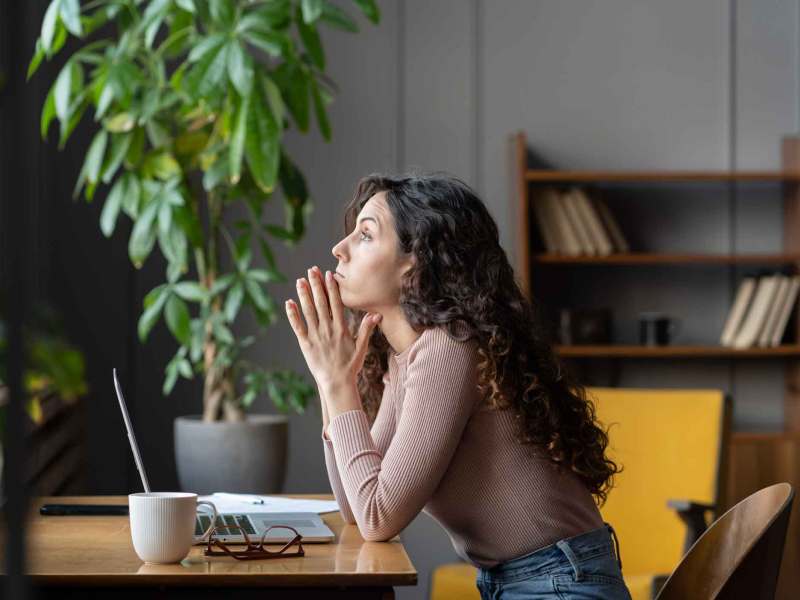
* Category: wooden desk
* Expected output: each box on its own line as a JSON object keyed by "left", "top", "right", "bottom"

{"left": 6, "top": 495, "right": 417, "bottom": 599}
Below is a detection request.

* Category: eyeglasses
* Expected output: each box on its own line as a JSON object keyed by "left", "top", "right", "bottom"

{"left": 203, "top": 524, "right": 305, "bottom": 560}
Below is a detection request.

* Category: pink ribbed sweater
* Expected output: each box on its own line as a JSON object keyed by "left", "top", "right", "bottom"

{"left": 322, "top": 326, "right": 603, "bottom": 568}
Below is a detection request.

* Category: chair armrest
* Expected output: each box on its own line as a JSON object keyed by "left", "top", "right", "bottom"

{"left": 667, "top": 499, "right": 716, "bottom": 555}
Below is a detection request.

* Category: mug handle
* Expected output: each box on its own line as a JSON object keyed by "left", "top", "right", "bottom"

{"left": 196, "top": 500, "right": 218, "bottom": 542}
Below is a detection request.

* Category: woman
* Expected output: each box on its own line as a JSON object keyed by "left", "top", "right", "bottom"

{"left": 285, "top": 173, "right": 632, "bottom": 600}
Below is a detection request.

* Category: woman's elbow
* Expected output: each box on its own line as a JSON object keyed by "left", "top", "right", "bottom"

{"left": 358, "top": 523, "right": 399, "bottom": 542}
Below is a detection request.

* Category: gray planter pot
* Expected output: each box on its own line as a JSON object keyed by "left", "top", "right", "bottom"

{"left": 174, "top": 414, "right": 288, "bottom": 495}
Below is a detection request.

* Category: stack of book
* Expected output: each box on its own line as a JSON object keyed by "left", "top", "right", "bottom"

{"left": 532, "top": 187, "right": 630, "bottom": 256}
{"left": 720, "top": 273, "right": 800, "bottom": 348}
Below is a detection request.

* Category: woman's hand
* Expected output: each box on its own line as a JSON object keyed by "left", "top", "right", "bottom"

{"left": 285, "top": 265, "right": 382, "bottom": 393}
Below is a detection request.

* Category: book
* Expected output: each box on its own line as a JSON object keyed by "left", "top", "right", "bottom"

{"left": 769, "top": 275, "right": 800, "bottom": 347}
{"left": 572, "top": 188, "right": 613, "bottom": 256}
{"left": 562, "top": 189, "right": 597, "bottom": 255}
{"left": 592, "top": 197, "right": 630, "bottom": 253}
{"left": 532, "top": 189, "right": 560, "bottom": 253}
{"left": 720, "top": 277, "right": 757, "bottom": 347}
{"left": 758, "top": 275, "right": 789, "bottom": 347}
{"left": 550, "top": 189, "right": 583, "bottom": 256}
{"left": 732, "top": 275, "right": 782, "bottom": 349}
{"left": 541, "top": 188, "right": 568, "bottom": 253}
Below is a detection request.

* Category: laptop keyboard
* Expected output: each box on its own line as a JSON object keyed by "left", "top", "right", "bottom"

{"left": 195, "top": 514, "right": 256, "bottom": 536}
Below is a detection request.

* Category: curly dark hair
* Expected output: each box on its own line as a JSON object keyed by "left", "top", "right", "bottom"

{"left": 340, "top": 172, "right": 621, "bottom": 506}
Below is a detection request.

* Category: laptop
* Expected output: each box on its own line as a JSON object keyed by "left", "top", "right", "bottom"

{"left": 112, "top": 368, "right": 335, "bottom": 545}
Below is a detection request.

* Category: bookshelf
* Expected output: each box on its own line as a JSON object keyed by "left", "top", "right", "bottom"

{"left": 510, "top": 131, "right": 800, "bottom": 598}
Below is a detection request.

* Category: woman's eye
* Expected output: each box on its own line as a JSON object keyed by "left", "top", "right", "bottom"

{"left": 359, "top": 230, "right": 372, "bottom": 241}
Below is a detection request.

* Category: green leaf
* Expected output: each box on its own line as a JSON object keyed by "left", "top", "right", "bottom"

{"left": 244, "top": 277, "right": 269, "bottom": 312}
{"left": 212, "top": 318, "right": 234, "bottom": 345}
{"left": 72, "top": 128, "right": 107, "bottom": 200}
{"left": 163, "top": 362, "right": 179, "bottom": 395}
{"left": 226, "top": 40, "right": 253, "bottom": 97}
{"left": 129, "top": 199, "right": 159, "bottom": 267}
{"left": 95, "top": 81, "right": 115, "bottom": 121}
{"left": 224, "top": 282, "right": 245, "bottom": 322}
{"left": 272, "top": 62, "right": 309, "bottom": 131}
{"left": 296, "top": 6, "right": 325, "bottom": 69}
{"left": 310, "top": 77, "right": 331, "bottom": 141}
{"left": 100, "top": 176, "right": 124, "bottom": 237}
{"left": 229, "top": 90, "right": 249, "bottom": 184}
{"left": 202, "top": 152, "right": 229, "bottom": 191}
{"left": 53, "top": 59, "right": 73, "bottom": 124}
{"left": 137, "top": 284, "right": 169, "bottom": 341}
{"left": 101, "top": 132, "right": 133, "bottom": 184}
{"left": 104, "top": 112, "right": 135, "bottom": 133}
{"left": 258, "top": 237, "right": 277, "bottom": 270}
{"left": 241, "top": 29, "right": 289, "bottom": 58}
{"left": 245, "top": 80, "right": 280, "bottom": 193}
{"left": 173, "top": 281, "right": 207, "bottom": 302}
{"left": 243, "top": 1, "right": 292, "bottom": 30}
{"left": 41, "top": 0, "right": 61, "bottom": 54}
{"left": 320, "top": 3, "right": 358, "bottom": 32}
{"left": 248, "top": 268, "right": 285, "bottom": 283}
{"left": 145, "top": 119, "right": 170, "bottom": 148}
{"left": 178, "top": 359, "right": 193, "bottom": 378}
{"left": 278, "top": 150, "right": 310, "bottom": 238}
{"left": 353, "top": 0, "right": 380, "bottom": 24}
{"left": 40, "top": 84, "right": 56, "bottom": 139}
{"left": 176, "top": 0, "right": 196, "bottom": 13}
{"left": 85, "top": 129, "right": 108, "bottom": 184}
{"left": 187, "top": 32, "right": 227, "bottom": 63}
{"left": 209, "top": 0, "right": 235, "bottom": 27}
{"left": 28, "top": 39, "right": 45, "bottom": 81}
{"left": 142, "top": 151, "right": 181, "bottom": 180}
{"left": 301, "top": 0, "right": 324, "bottom": 23}
{"left": 165, "top": 294, "right": 191, "bottom": 345}
{"left": 59, "top": 0, "right": 83, "bottom": 37}
{"left": 58, "top": 93, "right": 88, "bottom": 149}
{"left": 262, "top": 75, "right": 286, "bottom": 128}
{"left": 184, "top": 40, "right": 229, "bottom": 99}
{"left": 120, "top": 173, "right": 142, "bottom": 218}
{"left": 210, "top": 273, "right": 235, "bottom": 296}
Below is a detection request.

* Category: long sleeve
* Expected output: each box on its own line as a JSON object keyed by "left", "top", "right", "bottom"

{"left": 322, "top": 373, "right": 398, "bottom": 525}
{"left": 326, "top": 329, "right": 479, "bottom": 541}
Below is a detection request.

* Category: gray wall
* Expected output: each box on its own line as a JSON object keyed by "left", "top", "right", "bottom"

{"left": 242, "top": 2, "right": 800, "bottom": 599}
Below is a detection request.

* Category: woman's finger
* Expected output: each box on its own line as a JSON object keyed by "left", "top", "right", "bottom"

{"left": 285, "top": 299, "right": 307, "bottom": 341}
{"left": 307, "top": 267, "right": 332, "bottom": 331}
{"left": 295, "top": 277, "right": 319, "bottom": 332}
{"left": 325, "top": 270, "right": 346, "bottom": 330}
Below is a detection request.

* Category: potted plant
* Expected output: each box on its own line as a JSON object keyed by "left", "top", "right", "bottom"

{"left": 28, "top": 0, "right": 380, "bottom": 494}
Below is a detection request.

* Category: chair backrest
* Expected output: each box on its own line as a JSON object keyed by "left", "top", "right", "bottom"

{"left": 656, "top": 482, "right": 794, "bottom": 600}
{"left": 588, "top": 387, "right": 729, "bottom": 576}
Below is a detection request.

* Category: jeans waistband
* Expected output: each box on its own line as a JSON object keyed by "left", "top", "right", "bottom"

{"left": 479, "top": 522, "right": 622, "bottom": 581}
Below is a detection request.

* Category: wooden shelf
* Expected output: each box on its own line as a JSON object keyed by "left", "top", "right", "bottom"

{"left": 526, "top": 170, "right": 800, "bottom": 182}
{"left": 555, "top": 344, "right": 800, "bottom": 358}
{"left": 731, "top": 430, "right": 800, "bottom": 442}
{"left": 533, "top": 253, "right": 800, "bottom": 265}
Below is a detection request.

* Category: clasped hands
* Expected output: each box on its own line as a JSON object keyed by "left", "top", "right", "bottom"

{"left": 285, "top": 265, "right": 382, "bottom": 412}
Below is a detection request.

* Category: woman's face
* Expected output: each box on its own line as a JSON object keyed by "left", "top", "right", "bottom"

{"left": 331, "top": 191, "right": 413, "bottom": 311}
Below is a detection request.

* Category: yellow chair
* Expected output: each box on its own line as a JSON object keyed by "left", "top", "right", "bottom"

{"left": 430, "top": 387, "right": 729, "bottom": 600}
{"left": 590, "top": 387, "right": 729, "bottom": 599}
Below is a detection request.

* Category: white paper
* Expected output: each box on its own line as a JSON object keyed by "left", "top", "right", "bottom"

{"left": 198, "top": 492, "right": 340, "bottom": 514}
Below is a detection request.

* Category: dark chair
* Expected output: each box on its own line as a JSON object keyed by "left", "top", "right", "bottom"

{"left": 656, "top": 482, "right": 794, "bottom": 600}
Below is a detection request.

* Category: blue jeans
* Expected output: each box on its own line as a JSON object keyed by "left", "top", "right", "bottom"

{"left": 476, "top": 523, "right": 633, "bottom": 599}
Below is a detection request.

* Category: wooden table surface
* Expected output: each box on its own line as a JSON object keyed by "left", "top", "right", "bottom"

{"left": 9, "top": 495, "right": 417, "bottom": 590}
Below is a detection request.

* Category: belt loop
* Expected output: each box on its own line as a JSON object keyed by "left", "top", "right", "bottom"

{"left": 605, "top": 522, "right": 623, "bottom": 571}
{"left": 555, "top": 539, "right": 583, "bottom": 581}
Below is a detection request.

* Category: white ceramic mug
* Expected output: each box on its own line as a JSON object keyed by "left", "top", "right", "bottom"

{"left": 129, "top": 492, "right": 217, "bottom": 564}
